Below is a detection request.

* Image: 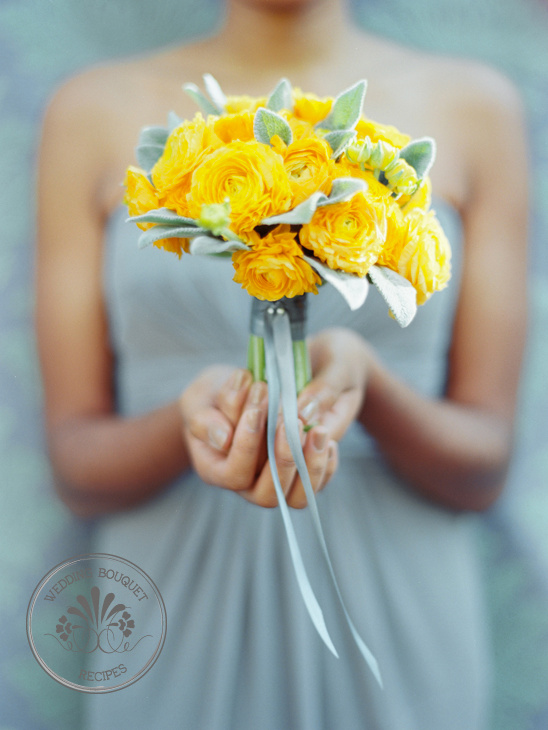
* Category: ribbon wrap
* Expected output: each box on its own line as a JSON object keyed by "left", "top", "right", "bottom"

{"left": 260, "top": 303, "right": 383, "bottom": 688}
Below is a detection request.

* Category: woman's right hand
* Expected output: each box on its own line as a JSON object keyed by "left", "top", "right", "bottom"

{"left": 179, "top": 366, "right": 336, "bottom": 508}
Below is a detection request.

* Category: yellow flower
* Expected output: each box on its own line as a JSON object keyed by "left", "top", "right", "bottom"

{"left": 279, "top": 137, "right": 332, "bottom": 206}
{"left": 233, "top": 225, "right": 321, "bottom": 300}
{"left": 214, "top": 112, "right": 255, "bottom": 144}
{"left": 356, "top": 118, "right": 411, "bottom": 149}
{"left": 293, "top": 91, "right": 333, "bottom": 126}
{"left": 124, "top": 166, "right": 160, "bottom": 229}
{"left": 123, "top": 167, "right": 186, "bottom": 258}
{"left": 153, "top": 237, "right": 189, "bottom": 258}
{"left": 384, "top": 209, "right": 451, "bottom": 305}
{"left": 331, "top": 160, "right": 392, "bottom": 201}
{"left": 151, "top": 114, "right": 221, "bottom": 216}
{"left": 300, "top": 192, "right": 387, "bottom": 277}
{"left": 399, "top": 177, "right": 432, "bottom": 212}
{"left": 376, "top": 201, "right": 408, "bottom": 270}
{"left": 187, "top": 140, "right": 293, "bottom": 235}
{"left": 224, "top": 95, "right": 267, "bottom": 114}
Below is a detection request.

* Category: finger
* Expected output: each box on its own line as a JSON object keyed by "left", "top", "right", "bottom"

{"left": 240, "top": 420, "right": 302, "bottom": 508}
{"left": 219, "top": 381, "right": 269, "bottom": 490}
{"left": 319, "top": 439, "right": 339, "bottom": 492}
{"left": 320, "top": 388, "right": 363, "bottom": 441}
{"left": 286, "top": 425, "right": 330, "bottom": 509}
{"left": 186, "top": 407, "right": 235, "bottom": 453}
{"left": 214, "top": 368, "right": 253, "bottom": 427}
{"left": 297, "top": 379, "right": 338, "bottom": 427}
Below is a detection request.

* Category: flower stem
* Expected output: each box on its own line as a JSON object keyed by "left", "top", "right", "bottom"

{"left": 247, "top": 334, "right": 311, "bottom": 394}
{"left": 247, "top": 334, "right": 266, "bottom": 382}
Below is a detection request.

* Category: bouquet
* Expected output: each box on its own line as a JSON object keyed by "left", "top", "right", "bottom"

{"left": 124, "top": 75, "right": 451, "bottom": 686}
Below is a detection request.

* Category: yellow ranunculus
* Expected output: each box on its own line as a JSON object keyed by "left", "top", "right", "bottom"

{"left": 376, "top": 200, "right": 408, "bottom": 270}
{"left": 293, "top": 91, "right": 333, "bottom": 125}
{"left": 152, "top": 113, "right": 220, "bottom": 193}
{"left": 224, "top": 95, "right": 267, "bottom": 114}
{"left": 214, "top": 112, "right": 255, "bottom": 144}
{"left": 355, "top": 118, "right": 411, "bottom": 149}
{"left": 124, "top": 166, "right": 160, "bottom": 229}
{"left": 187, "top": 140, "right": 293, "bottom": 235}
{"left": 123, "top": 167, "right": 186, "bottom": 258}
{"left": 399, "top": 177, "right": 432, "bottom": 212}
{"left": 331, "top": 161, "right": 393, "bottom": 202}
{"left": 233, "top": 226, "right": 321, "bottom": 300}
{"left": 387, "top": 209, "right": 451, "bottom": 305}
{"left": 280, "top": 137, "right": 332, "bottom": 206}
{"left": 299, "top": 192, "right": 387, "bottom": 277}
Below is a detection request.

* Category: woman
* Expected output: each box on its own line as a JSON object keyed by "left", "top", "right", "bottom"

{"left": 36, "top": 0, "right": 528, "bottom": 727}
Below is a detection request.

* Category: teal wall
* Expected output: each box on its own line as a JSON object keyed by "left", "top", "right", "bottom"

{"left": 1, "top": 1, "right": 547, "bottom": 728}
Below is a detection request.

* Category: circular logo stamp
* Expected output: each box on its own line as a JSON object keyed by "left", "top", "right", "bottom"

{"left": 27, "top": 553, "right": 166, "bottom": 693}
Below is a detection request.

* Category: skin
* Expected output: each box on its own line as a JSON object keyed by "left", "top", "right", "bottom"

{"left": 36, "top": 0, "right": 528, "bottom": 517}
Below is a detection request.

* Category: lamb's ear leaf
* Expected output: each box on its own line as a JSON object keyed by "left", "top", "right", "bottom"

{"left": 190, "top": 235, "right": 249, "bottom": 254}
{"left": 367, "top": 265, "right": 417, "bottom": 327}
{"left": 253, "top": 107, "right": 293, "bottom": 147}
{"left": 137, "top": 225, "right": 208, "bottom": 249}
{"left": 304, "top": 256, "right": 369, "bottom": 311}
{"left": 261, "top": 191, "right": 327, "bottom": 225}
{"left": 318, "top": 177, "right": 366, "bottom": 206}
{"left": 318, "top": 80, "right": 367, "bottom": 131}
{"left": 128, "top": 208, "right": 199, "bottom": 227}
{"left": 135, "top": 126, "right": 169, "bottom": 171}
{"left": 167, "top": 111, "right": 183, "bottom": 132}
{"left": 183, "top": 82, "right": 223, "bottom": 116}
{"left": 203, "top": 74, "right": 227, "bottom": 112}
{"left": 399, "top": 137, "right": 436, "bottom": 179}
{"left": 323, "top": 129, "right": 356, "bottom": 158}
{"left": 266, "top": 78, "right": 293, "bottom": 112}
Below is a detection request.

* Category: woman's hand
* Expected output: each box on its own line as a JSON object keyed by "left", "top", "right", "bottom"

{"left": 180, "top": 328, "right": 371, "bottom": 509}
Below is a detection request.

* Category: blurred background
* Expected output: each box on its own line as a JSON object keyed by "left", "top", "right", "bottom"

{"left": 0, "top": 0, "right": 547, "bottom": 728}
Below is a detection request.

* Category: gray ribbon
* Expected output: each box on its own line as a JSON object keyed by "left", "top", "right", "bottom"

{"left": 263, "top": 306, "right": 383, "bottom": 688}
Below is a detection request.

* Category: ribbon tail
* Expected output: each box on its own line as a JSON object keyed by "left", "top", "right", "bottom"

{"left": 263, "top": 315, "right": 338, "bottom": 658}
{"left": 269, "top": 309, "right": 383, "bottom": 689}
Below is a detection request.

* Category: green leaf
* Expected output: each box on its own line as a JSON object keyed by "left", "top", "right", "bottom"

{"left": 183, "top": 82, "right": 223, "bottom": 116}
{"left": 203, "top": 74, "right": 226, "bottom": 112}
{"left": 323, "top": 129, "right": 356, "bottom": 158}
{"left": 261, "top": 191, "right": 327, "bottom": 225}
{"left": 303, "top": 256, "right": 370, "bottom": 311}
{"left": 189, "top": 236, "right": 249, "bottom": 254}
{"left": 128, "top": 208, "right": 199, "bottom": 227}
{"left": 135, "top": 127, "right": 169, "bottom": 171}
{"left": 367, "top": 265, "right": 417, "bottom": 327}
{"left": 137, "top": 224, "right": 208, "bottom": 249}
{"left": 253, "top": 107, "right": 293, "bottom": 147}
{"left": 399, "top": 137, "right": 436, "bottom": 179}
{"left": 167, "top": 111, "right": 183, "bottom": 132}
{"left": 318, "top": 80, "right": 367, "bottom": 132}
{"left": 318, "top": 177, "right": 366, "bottom": 207}
{"left": 266, "top": 78, "right": 293, "bottom": 112}
{"left": 136, "top": 144, "right": 166, "bottom": 172}
{"left": 138, "top": 125, "right": 169, "bottom": 148}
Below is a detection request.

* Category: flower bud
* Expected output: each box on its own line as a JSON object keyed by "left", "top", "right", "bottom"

{"left": 384, "top": 159, "right": 418, "bottom": 194}
{"left": 198, "top": 201, "right": 231, "bottom": 236}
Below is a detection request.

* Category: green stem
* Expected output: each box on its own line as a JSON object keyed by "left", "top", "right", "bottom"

{"left": 247, "top": 334, "right": 266, "bottom": 383}
{"left": 247, "top": 335, "right": 311, "bottom": 395}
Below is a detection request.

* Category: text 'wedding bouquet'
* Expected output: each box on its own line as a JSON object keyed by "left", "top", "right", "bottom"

{"left": 124, "top": 75, "right": 451, "bottom": 686}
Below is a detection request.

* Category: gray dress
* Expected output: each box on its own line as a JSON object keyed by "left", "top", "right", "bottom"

{"left": 86, "top": 202, "right": 491, "bottom": 730}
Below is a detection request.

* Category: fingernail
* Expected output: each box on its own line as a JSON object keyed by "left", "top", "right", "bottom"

{"left": 312, "top": 428, "right": 328, "bottom": 452}
{"left": 301, "top": 400, "right": 319, "bottom": 423}
{"left": 230, "top": 369, "right": 245, "bottom": 392}
{"left": 208, "top": 424, "right": 229, "bottom": 450}
{"left": 327, "top": 441, "right": 336, "bottom": 460}
{"left": 250, "top": 382, "right": 264, "bottom": 406}
{"left": 245, "top": 408, "right": 262, "bottom": 433}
